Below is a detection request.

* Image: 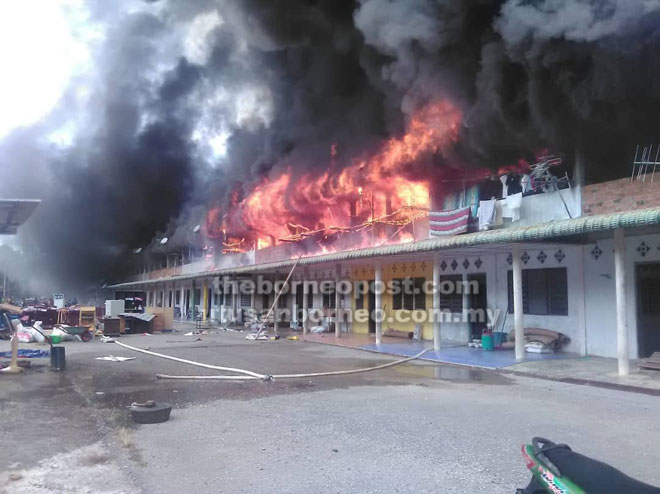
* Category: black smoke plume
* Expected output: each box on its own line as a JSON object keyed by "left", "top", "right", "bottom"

{"left": 1, "top": 0, "right": 659, "bottom": 294}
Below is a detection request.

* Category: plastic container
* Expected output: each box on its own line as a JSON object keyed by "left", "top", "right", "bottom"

{"left": 482, "top": 328, "right": 494, "bottom": 351}
{"left": 50, "top": 346, "right": 66, "bottom": 371}
{"left": 493, "top": 332, "right": 507, "bottom": 347}
{"left": 50, "top": 334, "right": 62, "bottom": 344}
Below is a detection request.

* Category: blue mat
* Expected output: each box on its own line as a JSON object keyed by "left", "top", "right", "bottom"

{"left": 0, "top": 349, "right": 50, "bottom": 359}
{"left": 360, "top": 342, "right": 571, "bottom": 369}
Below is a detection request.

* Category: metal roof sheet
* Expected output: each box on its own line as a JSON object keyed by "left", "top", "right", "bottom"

{"left": 0, "top": 199, "right": 40, "bottom": 234}
{"left": 109, "top": 207, "right": 660, "bottom": 288}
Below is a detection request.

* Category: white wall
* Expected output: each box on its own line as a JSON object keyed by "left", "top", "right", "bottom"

{"left": 514, "top": 187, "right": 581, "bottom": 227}
{"left": 584, "top": 232, "right": 660, "bottom": 359}
{"left": 491, "top": 244, "right": 585, "bottom": 354}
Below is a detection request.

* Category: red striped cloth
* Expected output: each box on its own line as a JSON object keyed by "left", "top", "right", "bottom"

{"left": 429, "top": 207, "right": 470, "bottom": 236}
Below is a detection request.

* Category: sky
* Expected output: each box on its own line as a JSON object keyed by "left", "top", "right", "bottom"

{"left": 0, "top": 1, "right": 95, "bottom": 140}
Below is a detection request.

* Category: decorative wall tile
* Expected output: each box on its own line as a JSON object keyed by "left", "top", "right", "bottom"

{"left": 474, "top": 257, "right": 483, "bottom": 269}
{"left": 440, "top": 260, "right": 448, "bottom": 271}
{"left": 591, "top": 244, "right": 603, "bottom": 260}
{"left": 638, "top": 242, "right": 650, "bottom": 257}
{"left": 522, "top": 251, "right": 530, "bottom": 264}
{"left": 506, "top": 253, "right": 513, "bottom": 266}
{"left": 554, "top": 249, "right": 565, "bottom": 263}
{"left": 451, "top": 259, "right": 458, "bottom": 271}
{"left": 462, "top": 258, "right": 470, "bottom": 270}
{"left": 537, "top": 251, "right": 547, "bottom": 264}
{"left": 420, "top": 262, "right": 427, "bottom": 271}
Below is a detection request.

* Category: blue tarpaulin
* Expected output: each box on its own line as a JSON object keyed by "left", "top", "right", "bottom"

{"left": 0, "top": 349, "right": 50, "bottom": 358}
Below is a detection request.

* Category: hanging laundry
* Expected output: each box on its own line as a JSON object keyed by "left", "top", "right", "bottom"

{"left": 507, "top": 174, "right": 522, "bottom": 195}
{"left": 465, "top": 184, "right": 480, "bottom": 218}
{"left": 499, "top": 175, "right": 509, "bottom": 198}
{"left": 501, "top": 192, "right": 523, "bottom": 221}
{"left": 521, "top": 174, "right": 532, "bottom": 194}
{"left": 429, "top": 207, "right": 470, "bottom": 236}
{"left": 493, "top": 199, "right": 504, "bottom": 226}
{"left": 478, "top": 199, "right": 496, "bottom": 230}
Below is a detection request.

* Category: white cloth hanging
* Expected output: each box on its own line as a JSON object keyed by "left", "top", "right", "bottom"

{"left": 501, "top": 192, "right": 523, "bottom": 222}
{"left": 521, "top": 174, "right": 532, "bottom": 193}
{"left": 478, "top": 199, "right": 496, "bottom": 230}
{"left": 500, "top": 175, "right": 509, "bottom": 198}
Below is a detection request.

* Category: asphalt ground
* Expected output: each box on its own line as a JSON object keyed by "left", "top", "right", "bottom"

{"left": 1, "top": 332, "right": 659, "bottom": 493}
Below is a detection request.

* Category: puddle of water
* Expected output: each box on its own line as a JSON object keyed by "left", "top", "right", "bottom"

{"left": 394, "top": 363, "right": 513, "bottom": 385}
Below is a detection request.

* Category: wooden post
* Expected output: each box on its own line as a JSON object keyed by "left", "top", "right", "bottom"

{"left": 614, "top": 228, "right": 629, "bottom": 375}
{"left": 375, "top": 263, "right": 383, "bottom": 345}
{"left": 433, "top": 256, "right": 441, "bottom": 351}
{"left": 512, "top": 244, "right": 525, "bottom": 361}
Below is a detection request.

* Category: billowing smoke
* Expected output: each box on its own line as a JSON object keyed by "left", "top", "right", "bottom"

{"left": 1, "top": 0, "right": 659, "bottom": 294}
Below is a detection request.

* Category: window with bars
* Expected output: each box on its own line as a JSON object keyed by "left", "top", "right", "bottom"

{"left": 507, "top": 268, "right": 568, "bottom": 316}
{"left": 439, "top": 275, "right": 463, "bottom": 313}
{"left": 241, "top": 292, "right": 252, "bottom": 307}
{"left": 392, "top": 278, "right": 426, "bottom": 311}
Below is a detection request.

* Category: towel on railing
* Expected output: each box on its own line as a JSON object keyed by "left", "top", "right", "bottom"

{"left": 429, "top": 207, "right": 470, "bottom": 236}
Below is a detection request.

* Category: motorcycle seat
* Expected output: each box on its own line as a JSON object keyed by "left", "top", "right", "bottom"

{"left": 543, "top": 443, "right": 660, "bottom": 493}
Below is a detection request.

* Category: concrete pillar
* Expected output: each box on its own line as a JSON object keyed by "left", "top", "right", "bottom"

{"left": 512, "top": 244, "right": 525, "bottom": 361}
{"left": 231, "top": 278, "right": 238, "bottom": 324}
{"left": 250, "top": 277, "right": 256, "bottom": 325}
{"left": 335, "top": 264, "right": 341, "bottom": 338}
{"left": 202, "top": 279, "right": 208, "bottom": 321}
{"left": 292, "top": 279, "right": 298, "bottom": 327}
{"left": 432, "top": 256, "right": 441, "bottom": 351}
{"left": 191, "top": 280, "right": 197, "bottom": 320}
{"left": 614, "top": 228, "right": 629, "bottom": 375}
{"left": 375, "top": 263, "right": 383, "bottom": 345}
{"left": 303, "top": 271, "right": 311, "bottom": 335}
{"left": 178, "top": 284, "right": 184, "bottom": 319}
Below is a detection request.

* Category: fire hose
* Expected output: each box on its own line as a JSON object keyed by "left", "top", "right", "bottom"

{"left": 113, "top": 340, "right": 428, "bottom": 381}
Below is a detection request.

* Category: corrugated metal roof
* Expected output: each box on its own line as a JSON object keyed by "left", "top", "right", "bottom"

{"left": 109, "top": 207, "right": 660, "bottom": 288}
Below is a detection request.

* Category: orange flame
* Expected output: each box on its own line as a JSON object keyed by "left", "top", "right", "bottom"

{"left": 209, "top": 100, "right": 462, "bottom": 252}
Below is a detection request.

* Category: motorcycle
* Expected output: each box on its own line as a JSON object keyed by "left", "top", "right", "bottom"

{"left": 518, "top": 437, "right": 660, "bottom": 493}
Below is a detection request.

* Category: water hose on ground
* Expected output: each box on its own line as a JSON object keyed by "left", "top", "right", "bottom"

{"left": 113, "top": 340, "right": 428, "bottom": 381}
{"left": 113, "top": 340, "right": 267, "bottom": 379}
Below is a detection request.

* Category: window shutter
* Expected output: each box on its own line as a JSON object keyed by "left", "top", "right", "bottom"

{"left": 440, "top": 275, "right": 463, "bottom": 313}
{"left": 547, "top": 268, "right": 568, "bottom": 315}
{"left": 403, "top": 278, "right": 414, "bottom": 310}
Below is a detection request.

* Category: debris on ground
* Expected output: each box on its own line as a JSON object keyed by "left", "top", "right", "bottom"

{"left": 0, "top": 442, "right": 137, "bottom": 493}
{"left": 246, "top": 332, "right": 269, "bottom": 340}
{"left": 129, "top": 400, "right": 172, "bottom": 424}
{"left": 95, "top": 356, "right": 135, "bottom": 362}
{"left": 640, "top": 352, "right": 660, "bottom": 371}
